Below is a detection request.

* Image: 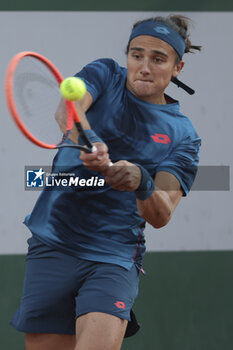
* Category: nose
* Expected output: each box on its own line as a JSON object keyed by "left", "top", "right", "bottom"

{"left": 140, "top": 58, "right": 151, "bottom": 76}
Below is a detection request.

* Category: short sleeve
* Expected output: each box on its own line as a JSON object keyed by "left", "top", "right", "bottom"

{"left": 75, "top": 59, "right": 120, "bottom": 103}
{"left": 156, "top": 136, "right": 201, "bottom": 196}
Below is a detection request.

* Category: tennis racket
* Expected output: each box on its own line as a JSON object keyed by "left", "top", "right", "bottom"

{"left": 5, "top": 51, "right": 94, "bottom": 153}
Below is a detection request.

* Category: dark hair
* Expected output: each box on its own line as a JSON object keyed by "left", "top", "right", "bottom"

{"left": 126, "top": 14, "right": 201, "bottom": 62}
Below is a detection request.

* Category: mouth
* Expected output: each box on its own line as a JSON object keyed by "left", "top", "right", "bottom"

{"left": 136, "top": 79, "right": 153, "bottom": 83}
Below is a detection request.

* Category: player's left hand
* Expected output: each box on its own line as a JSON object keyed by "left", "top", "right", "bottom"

{"left": 102, "top": 161, "right": 142, "bottom": 191}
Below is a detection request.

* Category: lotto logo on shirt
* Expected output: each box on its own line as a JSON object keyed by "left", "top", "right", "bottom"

{"left": 151, "top": 133, "right": 171, "bottom": 144}
{"left": 26, "top": 168, "right": 45, "bottom": 188}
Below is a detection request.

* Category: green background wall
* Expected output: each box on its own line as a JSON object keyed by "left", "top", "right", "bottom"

{"left": 1, "top": 252, "right": 233, "bottom": 349}
{"left": 1, "top": 0, "right": 233, "bottom": 10}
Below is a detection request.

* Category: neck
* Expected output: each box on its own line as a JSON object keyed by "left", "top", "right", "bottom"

{"left": 129, "top": 88, "right": 167, "bottom": 105}
{"left": 142, "top": 94, "right": 167, "bottom": 105}
{"left": 126, "top": 81, "right": 167, "bottom": 105}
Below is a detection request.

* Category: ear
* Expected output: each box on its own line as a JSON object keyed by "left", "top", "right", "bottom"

{"left": 172, "top": 60, "right": 185, "bottom": 78}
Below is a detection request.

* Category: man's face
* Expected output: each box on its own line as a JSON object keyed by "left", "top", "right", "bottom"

{"left": 126, "top": 35, "right": 184, "bottom": 104}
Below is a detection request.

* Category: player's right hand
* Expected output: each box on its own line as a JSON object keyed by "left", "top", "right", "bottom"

{"left": 80, "top": 142, "right": 111, "bottom": 172}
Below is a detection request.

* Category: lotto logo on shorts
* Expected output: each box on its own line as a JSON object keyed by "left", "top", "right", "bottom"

{"left": 26, "top": 168, "right": 45, "bottom": 188}
{"left": 114, "top": 301, "right": 126, "bottom": 309}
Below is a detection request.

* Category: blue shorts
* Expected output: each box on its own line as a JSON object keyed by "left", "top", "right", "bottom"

{"left": 11, "top": 235, "right": 139, "bottom": 335}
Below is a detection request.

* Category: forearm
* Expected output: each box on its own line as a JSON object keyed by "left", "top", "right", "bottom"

{"left": 73, "top": 101, "right": 92, "bottom": 130}
{"left": 54, "top": 91, "right": 93, "bottom": 143}
{"left": 135, "top": 168, "right": 182, "bottom": 229}
{"left": 137, "top": 189, "right": 173, "bottom": 228}
{"left": 103, "top": 162, "right": 182, "bottom": 228}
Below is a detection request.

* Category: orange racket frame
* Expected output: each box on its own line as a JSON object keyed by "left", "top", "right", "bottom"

{"left": 5, "top": 51, "right": 89, "bottom": 150}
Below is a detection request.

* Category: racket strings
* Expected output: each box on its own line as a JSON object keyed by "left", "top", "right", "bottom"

{"left": 13, "top": 57, "right": 68, "bottom": 145}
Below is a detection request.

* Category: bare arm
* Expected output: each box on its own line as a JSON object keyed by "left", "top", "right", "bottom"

{"left": 54, "top": 90, "right": 93, "bottom": 143}
{"left": 55, "top": 90, "right": 111, "bottom": 168}
{"left": 102, "top": 164, "right": 183, "bottom": 229}
{"left": 136, "top": 171, "right": 183, "bottom": 228}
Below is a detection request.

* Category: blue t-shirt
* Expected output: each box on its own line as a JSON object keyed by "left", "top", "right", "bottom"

{"left": 24, "top": 59, "right": 201, "bottom": 270}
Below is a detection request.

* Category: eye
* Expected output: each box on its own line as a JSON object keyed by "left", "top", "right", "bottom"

{"left": 131, "top": 52, "right": 142, "bottom": 60}
{"left": 153, "top": 56, "right": 163, "bottom": 63}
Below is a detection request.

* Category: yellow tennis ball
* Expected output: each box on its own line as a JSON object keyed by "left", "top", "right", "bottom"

{"left": 60, "top": 77, "right": 86, "bottom": 101}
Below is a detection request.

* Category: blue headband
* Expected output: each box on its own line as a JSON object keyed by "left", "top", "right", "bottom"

{"left": 128, "top": 21, "right": 186, "bottom": 59}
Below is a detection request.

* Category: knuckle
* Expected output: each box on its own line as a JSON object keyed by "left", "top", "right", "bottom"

{"left": 121, "top": 160, "right": 128, "bottom": 166}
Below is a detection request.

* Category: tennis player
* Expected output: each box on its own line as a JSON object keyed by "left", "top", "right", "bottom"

{"left": 11, "top": 15, "right": 201, "bottom": 350}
